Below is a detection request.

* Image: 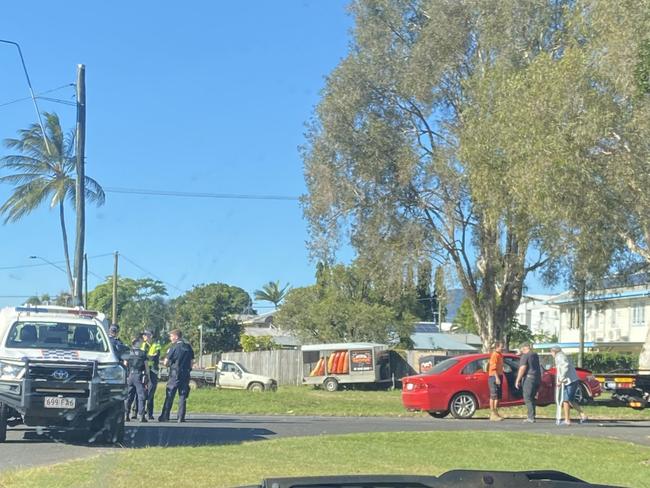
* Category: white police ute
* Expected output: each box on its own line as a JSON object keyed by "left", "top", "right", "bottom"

{"left": 0, "top": 306, "right": 127, "bottom": 443}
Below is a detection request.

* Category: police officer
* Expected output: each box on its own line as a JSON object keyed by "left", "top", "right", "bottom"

{"left": 108, "top": 324, "right": 129, "bottom": 359}
{"left": 141, "top": 329, "right": 161, "bottom": 420}
{"left": 158, "top": 329, "right": 194, "bottom": 423}
{"left": 124, "top": 337, "right": 149, "bottom": 422}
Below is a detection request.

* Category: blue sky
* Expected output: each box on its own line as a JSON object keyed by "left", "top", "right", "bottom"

{"left": 0, "top": 1, "right": 555, "bottom": 309}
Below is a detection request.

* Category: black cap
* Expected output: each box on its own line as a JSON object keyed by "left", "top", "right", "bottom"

{"left": 143, "top": 329, "right": 153, "bottom": 336}
{"left": 109, "top": 324, "right": 119, "bottom": 333}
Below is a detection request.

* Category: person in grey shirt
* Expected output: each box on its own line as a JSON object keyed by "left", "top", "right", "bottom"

{"left": 550, "top": 346, "right": 587, "bottom": 425}
{"left": 515, "top": 343, "right": 542, "bottom": 423}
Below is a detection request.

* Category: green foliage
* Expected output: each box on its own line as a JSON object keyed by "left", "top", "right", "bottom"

{"left": 568, "top": 352, "right": 640, "bottom": 373}
{"left": 240, "top": 335, "right": 277, "bottom": 352}
{"left": 451, "top": 299, "right": 478, "bottom": 335}
{"left": 254, "top": 281, "right": 290, "bottom": 309}
{"left": 635, "top": 39, "right": 650, "bottom": 95}
{"left": 275, "top": 263, "right": 415, "bottom": 345}
{"left": 172, "top": 283, "right": 252, "bottom": 354}
{"left": 87, "top": 277, "right": 168, "bottom": 343}
{"left": 433, "top": 266, "right": 448, "bottom": 323}
{"left": 0, "top": 112, "right": 105, "bottom": 293}
{"left": 415, "top": 259, "right": 433, "bottom": 321}
{"left": 504, "top": 320, "right": 535, "bottom": 349}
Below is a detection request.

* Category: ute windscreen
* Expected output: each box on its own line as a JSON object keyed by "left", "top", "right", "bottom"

{"left": 6, "top": 321, "right": 109, "bottom": 352}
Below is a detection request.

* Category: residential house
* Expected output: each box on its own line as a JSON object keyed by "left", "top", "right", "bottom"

{"left": 542, "top": 279, "right": 650, "bottom": 353}
{"left": 233, "top": 310, "right": 300, "bottom": 349}
{"left": 515, "top": 294, "right": 561, "bottom": 338}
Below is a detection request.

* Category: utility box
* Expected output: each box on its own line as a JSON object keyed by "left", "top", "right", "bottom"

{"left": 301, "top": 342, "right": 391, "bottom": 391}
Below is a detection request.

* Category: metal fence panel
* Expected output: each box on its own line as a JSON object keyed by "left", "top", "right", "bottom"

{"left": 222, "top": 350, "right": 303, "bottom": 386}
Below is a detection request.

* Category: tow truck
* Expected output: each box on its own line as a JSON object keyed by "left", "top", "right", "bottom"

{"left": 0, "top": 306, "right": 127, "bottom": 443}
{"left": 593, "top": 370, "right": 650, "bottom": 409}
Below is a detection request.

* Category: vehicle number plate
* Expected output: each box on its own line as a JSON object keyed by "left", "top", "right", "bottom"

{"left": 406, "top": 383, "right": 414, "bottom": 390}
{"left": 44, "top": 396, "right": 75, "bottom": 409}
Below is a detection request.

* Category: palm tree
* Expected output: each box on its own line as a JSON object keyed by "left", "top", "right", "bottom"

{"left": 0, "top": 112, "right": 105, "bottom": 294}
{"left": 254, "top": 281, "right": 290, "bottom": 309}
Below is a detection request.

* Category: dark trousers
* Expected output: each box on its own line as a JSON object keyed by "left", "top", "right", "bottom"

{"left": 522, "top": 377, "right": 540, "bottom": 420}
{"left": 146, "top": 372, "right": 158, "bottom": 416}
{"left": 125, "top": 372, "right": 146, "bottom": 418}
{"left": 160, "top": 373, "right": 190, "bottom": 421}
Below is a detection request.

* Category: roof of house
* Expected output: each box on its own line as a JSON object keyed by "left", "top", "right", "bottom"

{"left": 233, "top": 310, "right": 277, "bottom": 326}
{"left": 411, "top": 332, "right": 478, "bottom": 351}
{"left": 548, "top": 288, "right": 650, "bottom": 305}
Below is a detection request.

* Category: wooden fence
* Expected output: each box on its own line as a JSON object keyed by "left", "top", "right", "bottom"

{"left": 222, "top": 350, "right": 303, "bottom": 386}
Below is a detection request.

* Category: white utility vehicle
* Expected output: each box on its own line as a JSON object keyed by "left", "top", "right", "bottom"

{"left": 0, "top": 306, "right": 127, "bottom": 443}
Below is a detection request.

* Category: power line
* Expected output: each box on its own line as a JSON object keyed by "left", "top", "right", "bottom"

{"left": 0, "top": 253, "right": 113, "bottom": 271}
{"left": 104, "top": 187, "right": 300, "bottom": 201}
{"left": 0, "top": 83, "right": 75, "bottom": 109}
{"left": 120, "top": 254, "right": 183, "bottom": 293}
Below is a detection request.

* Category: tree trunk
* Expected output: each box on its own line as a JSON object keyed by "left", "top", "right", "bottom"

{"left": 59, "top": 201, "right": 74, "bottom": 295}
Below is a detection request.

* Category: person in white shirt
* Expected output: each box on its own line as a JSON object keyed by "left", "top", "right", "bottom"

{"left": 550, "top": 346, "right": 587, "bottom": 425}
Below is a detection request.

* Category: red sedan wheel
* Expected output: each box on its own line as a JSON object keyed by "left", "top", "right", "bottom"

{"left": 450, "top": 392, "right": 478, "bottom": 419}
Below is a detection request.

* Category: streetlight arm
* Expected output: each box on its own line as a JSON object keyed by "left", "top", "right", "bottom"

{"left": 0, "top": 39, "right": 51, "bottom": 155}
{"left": 29, "top": 255, "right": 68, "bottom": 275}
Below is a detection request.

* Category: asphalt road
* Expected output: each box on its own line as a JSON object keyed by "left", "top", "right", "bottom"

{"left": 0, "top": 414, "right": 648, "bottom": 471}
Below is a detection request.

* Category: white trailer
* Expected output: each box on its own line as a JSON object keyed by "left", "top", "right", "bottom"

{"left": 301, "top": 342, "right": 392, "bottom": 391}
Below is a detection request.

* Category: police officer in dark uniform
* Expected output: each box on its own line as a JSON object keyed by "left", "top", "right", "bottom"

{"left": 124, "top": 337, "right": 149, "bottom": 422}
{"left": 158, "top": 329, "right": 194, "bottom": 423}
{"left": 108, "top": 324, "right": 129, "bottom": 359}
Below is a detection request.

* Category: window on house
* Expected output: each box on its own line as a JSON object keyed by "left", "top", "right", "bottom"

{"left": 632, "top": 302, "right": 646, "bottom": 327}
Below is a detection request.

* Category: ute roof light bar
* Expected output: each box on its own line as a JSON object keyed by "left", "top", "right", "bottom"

{"left": 14, "top": 306, "right": 98, "bottom": 317}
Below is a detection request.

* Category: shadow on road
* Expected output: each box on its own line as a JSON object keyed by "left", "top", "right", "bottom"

{"left": 9, "top": 421, "right": 276, "bottom": 448}
{"left": 122, "top": 423, "right": 276, "bottom": 448}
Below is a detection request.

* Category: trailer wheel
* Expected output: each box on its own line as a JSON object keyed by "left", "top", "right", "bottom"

{"left": 189, "top": 380, "right": 199, "bottom": 390}
{"left": 323, "top": 378, "right": 339, "bottom": 392}
{"left": 0, "top": 403, "right": 7, "bottom": 442}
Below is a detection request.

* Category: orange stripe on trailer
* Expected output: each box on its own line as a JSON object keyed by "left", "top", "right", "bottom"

{"left": 317, "top": 358, "right": 326, "bottom": 376}
{"left": 342, "top": 351, "right": 349, "bottom": 373}
{"left": 327, "top": 354, "right": 336, "bottom": 373}
{"left": 334, "top": 351, "right": 345, "bottom": 373}
{"left": 310, "top": 358, "right": 323, "bottom": 377}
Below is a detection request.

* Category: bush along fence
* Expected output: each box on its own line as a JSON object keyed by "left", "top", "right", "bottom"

{"left": 570, "top": 352, "right": 640, "bottom": 373}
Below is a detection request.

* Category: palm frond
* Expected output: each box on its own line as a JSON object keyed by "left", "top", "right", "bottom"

{"left": 0, "top": 180, "right": 53, "bottom": 223}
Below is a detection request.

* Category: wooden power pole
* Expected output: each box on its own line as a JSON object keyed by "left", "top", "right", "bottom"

{"left": 112, "top": 251, "right": 119, "bottom": 323}
{"left": 73, "top": 64, "right": 86, "bottom": 306}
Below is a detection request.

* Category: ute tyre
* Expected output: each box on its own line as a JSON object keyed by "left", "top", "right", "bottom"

{"left": 189, "top": 380, "right": 199, "bottom": 390}
{"left": 105, "top": 406, "right": 125, "bottom": 444}
{"left": 323, "top": 378, "right": 339, "bottom": 392}
{"left": 428, "top": 410, "right": 450, "bottom": 419}
{"left": 0, "top": 403, "right": 7, "bottom": 442}
{"left": 248, "top": 382, "right": 264, "bottom": 392}
{"left": 449, "top": 392, "right": 477, "bottom": 419}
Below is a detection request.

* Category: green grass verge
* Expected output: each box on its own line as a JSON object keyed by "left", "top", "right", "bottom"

{"left": 154, "top": 385, "right": 650, "bottom": 420}
{"left": 1, "top": 432, "right": 649, "bottom": 488}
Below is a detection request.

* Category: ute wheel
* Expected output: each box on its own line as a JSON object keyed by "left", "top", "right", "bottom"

{"left": 189, "top": 380, "right": 199, "bottom": 390}
{"left": 0, "top": 403, "right": 7, "bottom": 442}
{"left": 103, "top": 406, "right": 125, "bottom": 444}
{"left": 323, "top": 378, "right": 339, "bottom": 392}
{"left": 248, "top": 382, "right": 264, "bottom": 392}
{"left": 428, "top": 410, "right": 450, "bottom": 419}
{"left": 449, "top": 392, "right": 478, "bottom": 419}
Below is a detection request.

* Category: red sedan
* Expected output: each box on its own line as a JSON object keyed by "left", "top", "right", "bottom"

{"left": 401, "top": 353, "right": 602, "bottom": 419}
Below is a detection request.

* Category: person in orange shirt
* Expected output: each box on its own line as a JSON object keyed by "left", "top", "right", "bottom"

{"left": 487, "top": 341, "right": 505, "bottom": 421}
